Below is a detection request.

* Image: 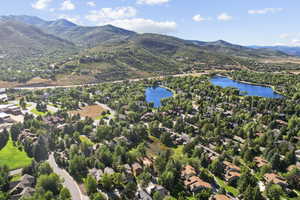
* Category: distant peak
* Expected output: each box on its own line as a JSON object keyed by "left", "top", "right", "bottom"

{"left": 51, "top": 18, "right": 77, "bottom": 27}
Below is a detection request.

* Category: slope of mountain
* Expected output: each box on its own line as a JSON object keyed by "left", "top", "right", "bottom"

{"left": 250, "top": 45, "right": 300, "bottom": 56}
{"left": 3, "top": 15, "right": 136, "bottom": 48}
{"left": 0, "top": 15, "right": 294, "bottom": 85}
{"left": 188, "top": 40, "right": 287, "bottom": 58}
{"left": 0, "top": 19, "right": 75, "bottom": 58}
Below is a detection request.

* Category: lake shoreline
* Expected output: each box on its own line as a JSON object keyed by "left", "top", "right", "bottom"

{"left": 213, "top": 74, "right": 285, "bottom": 98}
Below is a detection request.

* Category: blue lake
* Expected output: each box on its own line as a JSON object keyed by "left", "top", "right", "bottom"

{"left": 210, "top": 76, "right": 283, "bottom": 98}
{"left": 145, "top": 87, "right": 174, "bottom": 108}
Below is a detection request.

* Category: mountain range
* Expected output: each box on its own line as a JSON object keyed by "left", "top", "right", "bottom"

{"left": 0, "top": 15, "right": 295, "bottom": 85}
{"left": 250, "top": 45, "right": 300, "bottom": 56}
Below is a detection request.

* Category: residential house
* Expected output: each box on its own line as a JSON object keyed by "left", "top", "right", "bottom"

{"left": 135, "top": 188, "right": 152, "bottom": 200}
{"left": 9, "top": 174, "right": 35, "bottom": 200}
{"left": 0, "top": 112, "right": 13, "bottom": 124}
{"left": 254, "top": 157, "right": 269, "bottom": 168}
{"left": 104, "top": 167, "right": 115, "bottom": 175}
{"left": 223, "top": 161, "right": 241, "bottom": 173}
{"left": 210, "top": 194, "right": 232, "bottom": 200}
{"left": 132, "top": 163, "right": 143, "bottom": 177}
{"left": 264, "top": 173, "right": 288, "bottom": 188}
{"left": 184, "top": 176, "right": 213, "bottom": 193}
{"left": 225, "top": 171, "right": 241, "bottom": 183}
{"left": 89, "top": 168, "right": 103, "bottom": 181}
{"left": 146, "top": 182, "right": 170, "bottom": 198}
{"left": 181, "top": 165, "right": 197, "bottom": 179}
{"left": 140, "top": 157, "right": 153, "bottom": 168}
{"left": 223, "top": 161, "right": 241, "bottom": 183}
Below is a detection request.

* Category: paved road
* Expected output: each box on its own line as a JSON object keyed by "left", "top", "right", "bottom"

{"left": 48, "top": 153, "right": 89, "bottom": 200}
{"left": 9, "top": 72, "right": 211, "bottom": 91}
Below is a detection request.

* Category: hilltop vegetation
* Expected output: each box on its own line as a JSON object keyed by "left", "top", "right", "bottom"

{"left": 0, "top": 15, "right": 299, "bottom": 86}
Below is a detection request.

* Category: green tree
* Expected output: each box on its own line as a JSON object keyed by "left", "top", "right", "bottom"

{"left": 84, "top": 175, "right": 98, "bottom": 195}
{"left": 59, "top": 187, "right": 71, "bottom": 200}
{"left": 266, "top": 184, "right": 284, "bottom": 200}
{"left": 36, "top": 173, "right": 63, "bottom": 196}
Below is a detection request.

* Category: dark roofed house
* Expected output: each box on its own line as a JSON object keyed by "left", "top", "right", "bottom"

{"left": 10, "top": 174, "right": 35, "bottom": 200}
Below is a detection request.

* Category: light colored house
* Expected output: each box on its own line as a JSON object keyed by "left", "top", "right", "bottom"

{"left": 10, "top": 174, "right": 35, "bottom": 200}
{"left": 146, "top": 182, "right": 169, "bottom": 198}
{"left": 0, "top": 112, "right": 13, "bottom": 123}
{"left": 210, "top": 194, "right": 232, "bottom": 200}
{"left": 223, "top": 161, "right": 241, "bottom": 173}
{"left": 132, "top": 162, "right": 143, "bottom": 177}
{"left": 264, "top": 173, "right": 288, "bottom": 187}
{"left": 254, "top": 157, "right": 269, "bottom": 168}
{"left": 181, "top": 165, "right": 197, "bottom": 179}
{"left": 225, "top": 171, "right": 241, "bottom": 183}
{"left": 184, "top": 176, "right": 213, "bottom": 193}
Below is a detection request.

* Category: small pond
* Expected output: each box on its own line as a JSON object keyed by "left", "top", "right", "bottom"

{"left": 210, "top": 76, "right": 283, "bottom": 98}
{"left": 145, "top": 87, "right": 174, "bottom": 108}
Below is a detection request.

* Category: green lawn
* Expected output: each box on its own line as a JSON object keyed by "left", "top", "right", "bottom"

{"left": 0, "top": 138, "right": 32, "bottom": 170}
{"left": 79, "top": 135, "right": 94, "bottom": 145}
{"left": 30, "top": 108, "right": 47, "bottom": 116}
{"left": 215, "top": 177, "right": 239, "bottom": 197}
{"left": 95, "top": 113, "right": 110, "bottom": 120}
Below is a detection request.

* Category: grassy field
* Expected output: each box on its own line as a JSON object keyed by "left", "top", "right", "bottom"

{"left": 70, "top": 104, "right": 107, "bottom": 119}
{"left": 30, "top": 108, "right": 47, "bottom": 116}
{"left": 0, "top": 138, "right": 32, "bottom": 170}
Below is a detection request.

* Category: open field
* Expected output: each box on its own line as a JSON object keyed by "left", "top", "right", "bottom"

{"left": 70, "top": 104, "right": 107, "bottom": 119}
{"left": 0, "top": 138, "right": 32, "bottom": 170}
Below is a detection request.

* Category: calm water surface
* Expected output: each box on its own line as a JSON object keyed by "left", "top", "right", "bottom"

{"left": 145, "top": 87, "right": 173, "bottom": 108}
{"left": 210, "top": 76, "right": 283, "bottom": 98}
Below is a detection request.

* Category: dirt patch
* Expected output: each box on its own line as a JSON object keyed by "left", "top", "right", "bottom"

{"left": 0, "top": 81, "right": 19, "bottom": 88}
{"left": 70, "top": 104, "right": 107, "bottom": 119}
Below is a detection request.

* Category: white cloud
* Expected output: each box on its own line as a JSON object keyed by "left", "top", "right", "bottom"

{"left": 87, "top": 1, "right": 96, "bottom": 7}
{"left": 32, "top": 0, "right": 52, "bottom": 10}
{"left": 137, "top": 0, "right": 170, "bottom": 5}
{"left": 217, "top": 13, "right": 233, "bottom": 21}
{"left": 60, "top": 0, "right": 75, "bottom": 11}
{"left": 291, "top": 39, "right": 300, "bottom": 44}
{"left": 85, "top": 7, "right": 137, "bottom": 22}
{"left": 102, "top": 18, "right": 177, "bottom": 34}
{"left": 248, "top": 8, "right": 283, "bottom": 15}
{"left": 192, "top": 15, "right": 210, "bottom": 22}
{"left": 279, "top": 33, "right": 291, "bottom": 39}
{"left": 57, "top": 14, "right": 81, "bottom": 25}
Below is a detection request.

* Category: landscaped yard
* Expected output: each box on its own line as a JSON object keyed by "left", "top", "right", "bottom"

{"left": 0, "top": 138, "right": 32, "bottom": 170}
{"left": 215, "top": 176, "right": 239, "bottom": 197}
{"left": 70, "top": 104, "right": 107, "bottom": 119}
{"left": 30, "top": 108, "right": 47, "bottom": 116}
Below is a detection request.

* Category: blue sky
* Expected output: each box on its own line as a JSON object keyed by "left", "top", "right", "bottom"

{"left": 2, "top": 0, "right": 300, "bottom": 46}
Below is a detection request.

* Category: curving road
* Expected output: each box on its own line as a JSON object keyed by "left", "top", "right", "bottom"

{"left": 48, "top": 153, "right": 89, "bottom": 200}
